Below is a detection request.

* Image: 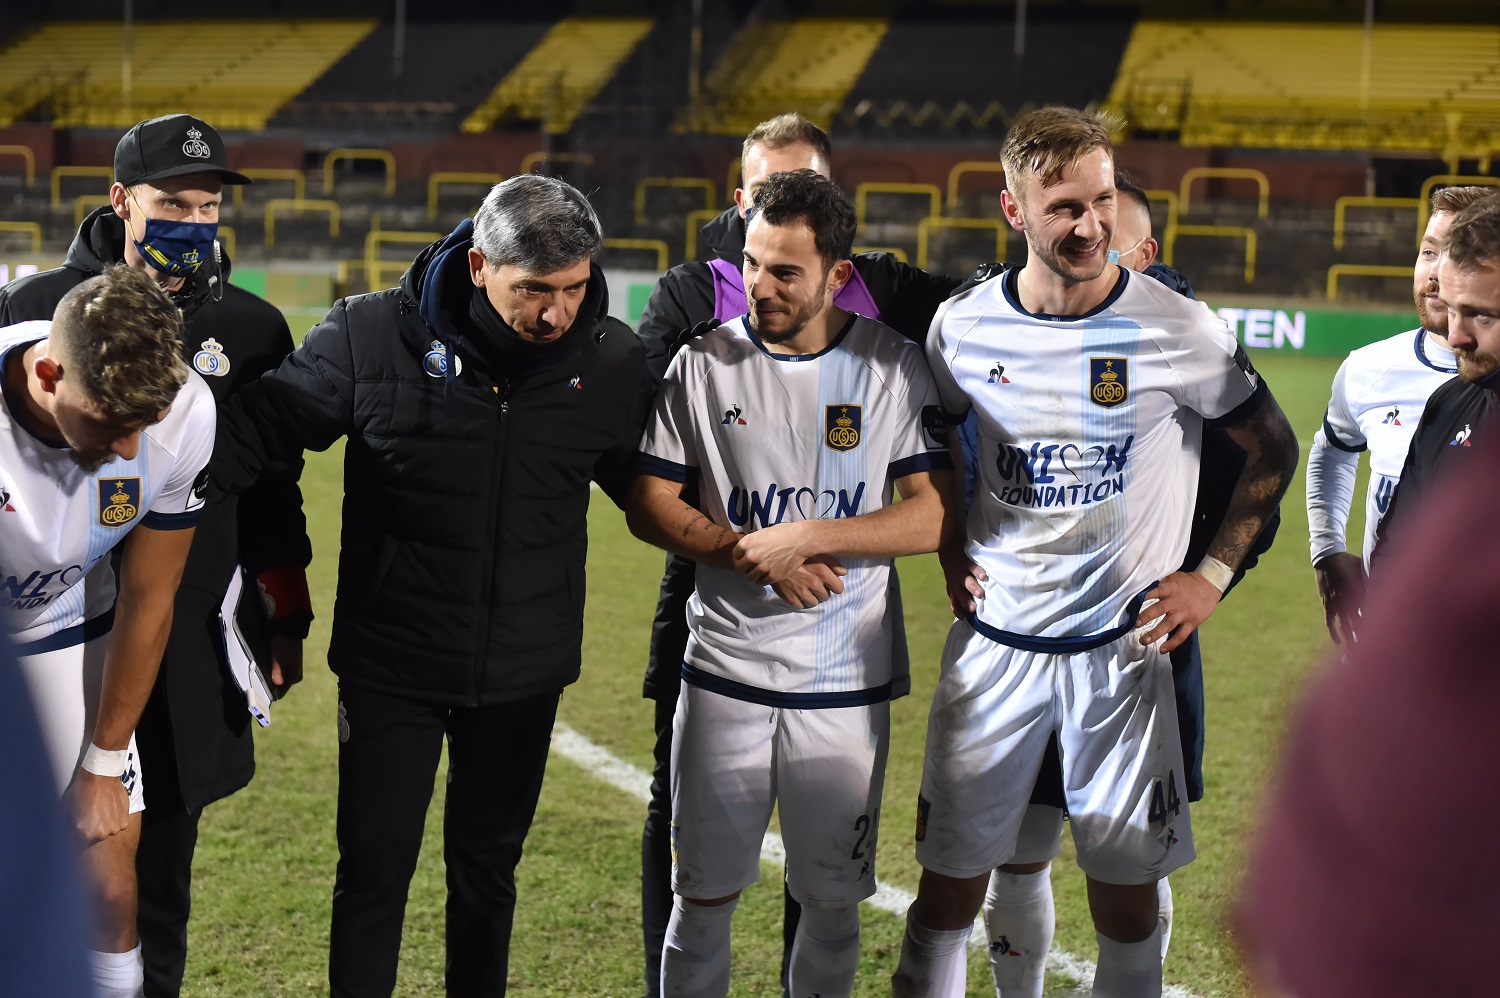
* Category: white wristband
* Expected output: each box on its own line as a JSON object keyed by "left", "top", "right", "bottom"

{"left": 81, "top": 743, "right": 128, "bottom": 778}
{"left": 1195, "top": 556, "right": 1235, "bottom": 595}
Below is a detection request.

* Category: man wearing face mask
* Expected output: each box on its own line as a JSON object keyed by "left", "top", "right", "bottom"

{"left": 210, "top": 175, "right": 653, "bottom": 997}
{"left": 0, "top": 113, "right": 311, "bottom": 997}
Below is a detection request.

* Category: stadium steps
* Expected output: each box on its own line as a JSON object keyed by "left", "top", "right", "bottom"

{"left": 270, "top": 21, "right": 555, "bottom": 132}
{"left": 0, "top": 20, "right": 376, "bottom": 130}
{"left": 678, "top": 18, "right": 889, "bottom": 136}
{"left": 461, "top": 18, "right": 654, "bottom": 135}
{"left": 840, "top": 8, "right": 1134, "bottom": 137}
{"left": 1108, "top": 22, "right": 1500, "bottom": 155}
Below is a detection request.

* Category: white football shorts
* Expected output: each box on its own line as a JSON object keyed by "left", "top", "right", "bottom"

{"left": 670, "top": 682, "right": 890, "bottom": 906}
{"left": 915, "top": 618, "right": 1193, "bottom": 885}
{"left": 16, "top": 634, "right": 145, "bottom": 814}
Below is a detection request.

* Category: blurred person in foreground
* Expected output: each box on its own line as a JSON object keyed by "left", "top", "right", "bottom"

{"left": 1237, "top": 441, "right": 1500, "bottom": 996}
{"left": 210, "top": 174, "right": 653, "bottom": 997}
{"left": 1305, "top": 186, "right": 1491, "bottom": 646}
{"left": 0, "top": 629, "right": 92, "bottom": 997}
{"left": 0, "top": 111, "right": 310, "bottom": 997}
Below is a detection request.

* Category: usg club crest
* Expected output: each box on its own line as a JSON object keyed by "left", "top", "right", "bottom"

{"left": 193, "top": 337, "right": 231, "bottom": 377}
{"left": 422, "top": 340, "right": 462, "bottom": 378}
{"left": 182, "top": 127, "right": 212, "bottom": 159}
{"left": 98, "top": 477, "right": 141, "bottom": 528}
{"left": 1089, "top": 357, "right": 1128, "bottom": 409}
{"left": 825, "top": 404, "right": 862, "bottom": 451}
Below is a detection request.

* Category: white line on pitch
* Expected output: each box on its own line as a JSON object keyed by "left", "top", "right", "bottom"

{"left": 550, "top": 722, "right": 1198, "bottom": 997}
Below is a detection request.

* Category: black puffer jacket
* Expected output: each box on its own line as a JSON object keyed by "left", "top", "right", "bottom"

{"left": 213, "top": 220, "right": 654, "bottom": 705}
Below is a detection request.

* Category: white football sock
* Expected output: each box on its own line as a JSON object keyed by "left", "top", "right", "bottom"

{"left": 88, "top": 945, "right": 143, "bottom": 998}
{"left": 1092, "top": 927, "right": 1162, "bottom": 998}
{"left": 660, "top": 895, "right": 737, "bottom": 998}
{"left": 786, "top": 903, "right": 860, "bottom": 998}
{"left": 891, "top": 908, "right": 972, "bottom": 998}
{"left": 1157, "top": 877, "right": 1174, "bottom": 963}
{"left": 983, "top": 868, "right": 1053, "bottom": 997}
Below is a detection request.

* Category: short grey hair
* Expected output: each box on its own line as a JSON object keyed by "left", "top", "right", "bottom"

{"left": 472, "top": 174, "right": 603, "bottom": 274}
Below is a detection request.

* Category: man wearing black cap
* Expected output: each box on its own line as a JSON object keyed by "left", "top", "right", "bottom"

{"left": 0, "top": 113, "right": 311, "bottom": 998}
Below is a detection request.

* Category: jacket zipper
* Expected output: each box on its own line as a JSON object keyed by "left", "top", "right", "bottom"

{"left": 469, "top": 379, "right": 512, "bottom": 705}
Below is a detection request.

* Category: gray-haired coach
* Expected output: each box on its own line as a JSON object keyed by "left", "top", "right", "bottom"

{"left": 211, "top": 175, "right": 653, "bottom": 997}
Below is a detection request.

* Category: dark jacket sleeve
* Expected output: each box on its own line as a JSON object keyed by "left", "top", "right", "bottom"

{"left": 853, "top": 252, "right": 963, "bottom": 343}
{"left": 593, "top": 319, "right": 657, "bottom": 508}
{"left": 637, "top": 263, "right": 714, "bottom": 383}
{"left": 211, "top": 300, "right": 359, "bottom": 497}
{"left": 233, "top": 309, "right": 313, "bottom": 578}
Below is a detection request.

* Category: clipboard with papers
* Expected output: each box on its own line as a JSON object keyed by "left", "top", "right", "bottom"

{"left": 218, "top": 567, "right": 277, "bottom": 727}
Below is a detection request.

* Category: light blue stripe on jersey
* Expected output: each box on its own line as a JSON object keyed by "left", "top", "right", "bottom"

{"left": 40, "top": 455, "right": 153, "bottom": 641}
{"left": 1070, "top": 313, "right": 1143, "bottom": 635}
{"left": 812, "top": 342, "right": 874, "bottom": 692}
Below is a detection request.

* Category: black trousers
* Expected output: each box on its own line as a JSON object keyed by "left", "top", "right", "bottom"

{"left": 134, "top": 744, "right": 200, "bottom": 998}
{"left": 329, "top": 684, "right": 559, "bottom": 998}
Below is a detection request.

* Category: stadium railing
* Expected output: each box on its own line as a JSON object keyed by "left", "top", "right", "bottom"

{"left": 427, "top": 173, "right": 505, "bottom": 222}
{"left": 0, "top": 146, "right": 36, "bottom": 188}
{"left": 265, "top": 199, "right": 342, "bottom": 249}
{"left": 634, "top": 177, "right": 716, "bottom": 228}
{"left": 324, "top": 149, "right": 396, "bottom": 198}
{"left": 50, "top": 166, "right": 113, "bottom": 211}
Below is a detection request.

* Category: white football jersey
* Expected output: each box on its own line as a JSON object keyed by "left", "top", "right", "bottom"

{"left": 928, "top": 268, "right": 1260, "bottom": 642}
{"left": 1309, "top": 328, "right": 1456, "bottom": 568}
{"left": 0, "top": 321, "right": 215, "bottom": 649}
{"left": 638, "top": 313, "right": 948, "bottom": 701}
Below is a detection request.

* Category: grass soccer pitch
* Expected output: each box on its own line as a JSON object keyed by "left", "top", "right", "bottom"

{"left": 181, "top": 350, "right": 1354, "bottom": 997}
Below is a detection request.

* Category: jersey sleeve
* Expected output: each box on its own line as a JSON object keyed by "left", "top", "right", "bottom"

{"left": 1305, "top": 358, "right": 1366, "bottom": 564}
{"left": 1167, "top": 302, "right": 1262, "bottom": 421}
{"left": 923, "top": 297, "right": 973, "bottom": 421}
{"left": 889, "top": 344, "right": 955, "bottom": 481}
{"left": 1319, "top": 358, "right": 1368, "bottom": 452}
{"left": 635, "top": 346, "right": 699, "bottom": 483}
{"left": 141, "top": 375, "right": 217, "bottom": 530}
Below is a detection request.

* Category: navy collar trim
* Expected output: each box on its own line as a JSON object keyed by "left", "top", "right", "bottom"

{"left": 740, "top": 311, "right": 856, "bottom": 361}
{"left": 1, "top": 339, "right": 68, "bottom": 449}
{"left": 1001, "top": 265, "right": 1128, "bottom": 322}
{"left": 1413, "top": 328, "right": 1457, "bottom": 374}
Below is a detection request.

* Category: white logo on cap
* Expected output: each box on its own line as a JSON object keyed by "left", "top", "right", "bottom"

{"left": 182, "top": 127, "right": 212, "bottom": 160}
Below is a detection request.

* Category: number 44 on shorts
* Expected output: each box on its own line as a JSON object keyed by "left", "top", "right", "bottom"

{"left": 1148, "top": 771, "right": 1182, "bottom": 826}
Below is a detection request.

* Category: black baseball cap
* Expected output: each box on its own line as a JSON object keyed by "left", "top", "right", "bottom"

{"left": 114, "top": 114, "right": 252, "bottom": 187}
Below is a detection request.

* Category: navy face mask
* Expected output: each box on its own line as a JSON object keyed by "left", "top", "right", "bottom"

{"left": 132, "top": 216, "right": 218, "bottom": 277}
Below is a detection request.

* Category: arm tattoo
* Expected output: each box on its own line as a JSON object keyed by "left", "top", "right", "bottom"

{"left": 681, "top": 513, "right": 705, "bottom": 539}
{"left": 1210, "top": 395, "right": 1300, "bottom": 570}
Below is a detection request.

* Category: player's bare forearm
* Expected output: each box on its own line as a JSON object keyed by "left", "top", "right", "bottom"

{"left": 732, "top": 470, "right": 948, "bottom": 585}
{"left": 801, "top": 469, "right": 948, "bottom": 558}
{"left": 625, "top": 472, "right": 738, "bottom": 568}
{"left": 1211, "top": 392, "right": 1300, "bottom": 571}
{"left": 93, "top": 525, "right": 195, "bottom": 750}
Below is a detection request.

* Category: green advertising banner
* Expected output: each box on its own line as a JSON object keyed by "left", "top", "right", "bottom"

{"left": 1203, "top": 302, "right": 1413, "bottom": 357}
